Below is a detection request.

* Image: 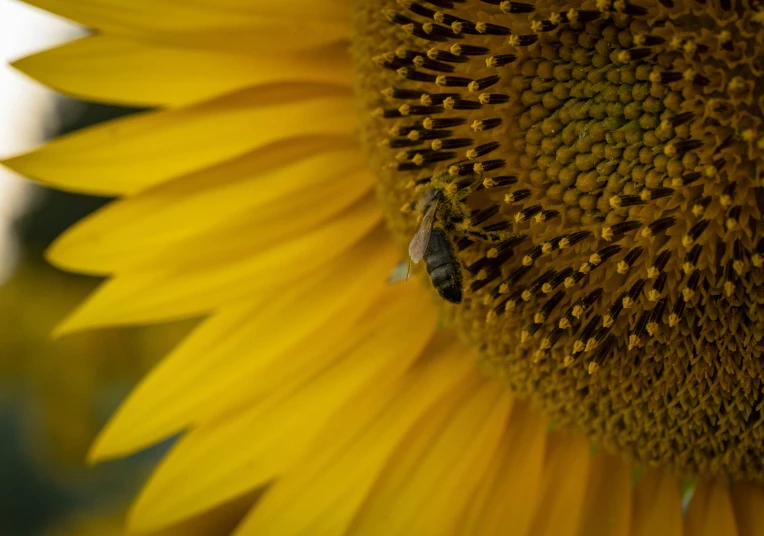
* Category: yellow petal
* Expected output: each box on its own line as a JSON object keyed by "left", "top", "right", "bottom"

{"left": 48, "top": 141, "right": 365, "bottom": 275}
{"left": 631, "top": 469, "right": 683, "bottom": 536}
{"left": 233, "top": 333, "right": 477, "bottom": 536}
{"left": 131, "top": 489, "right": 263, "bottom": 536}
{"left": 127, "top": 284, "right": 436, "bottom": 533}
{"left": 348, "top": 382, "right": 511, "bottom": 536}
{"left": 55, "top": 196, "right": 381, "bottom": 333}
{"left": 458, "top": 400, "right": 547, "bottom": 536}
{"left": 15, "top": 36, "right": 353, "bottom": 107}
{"left": 686, "top": 481, "right": 738, "bottom": 536}
{"left": 525, "top": 431, "right": 592, "bottom": 536}
{"left": 3, "top": 85, "right": 355, "bottom": 195}
{"left": 22, "top": 0, "right": 349, "bottom": 53}
{"left": 89, "top": 234, "right": 398, "bottom": 461}
{"left": 731, "top": 483, "right": 764, "bottom": 536}
{"left": 576, "top": 453, "right": 632, "bottom": 536}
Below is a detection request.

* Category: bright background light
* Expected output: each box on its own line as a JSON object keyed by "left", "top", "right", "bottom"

{"left": 0, "top": 0, "right": 83, "bottom": 283}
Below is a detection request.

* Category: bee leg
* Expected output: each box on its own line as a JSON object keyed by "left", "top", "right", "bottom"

{"left": 454, "top": 221, "right": 517, "bottom": 244}
{"left": 453, "top": 171, "right": 484, "bottom": 201}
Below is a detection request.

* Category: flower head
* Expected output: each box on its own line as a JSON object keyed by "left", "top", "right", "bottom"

{"left": 5, "top": 0, "right": 764, "bottom": 534}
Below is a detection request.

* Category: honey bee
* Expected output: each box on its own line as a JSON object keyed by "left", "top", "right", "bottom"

{"left": 409, "top": 187, "right": 464, "bottom": 303}
{"left": 407, "top": 169, "right": 518, "bottom": 304}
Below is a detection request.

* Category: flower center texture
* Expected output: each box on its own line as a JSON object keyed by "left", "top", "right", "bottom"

{"left": 354, "top": 0, "right": 764, "bottom": 480}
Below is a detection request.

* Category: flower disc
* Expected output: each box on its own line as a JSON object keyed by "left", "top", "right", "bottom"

{"left": 355, "top": 0, "right": 764, "bottom": 480}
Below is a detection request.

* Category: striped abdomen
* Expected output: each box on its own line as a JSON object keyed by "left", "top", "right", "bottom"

{"left": 424, "top": 229, "right": 463, "bottom": 304}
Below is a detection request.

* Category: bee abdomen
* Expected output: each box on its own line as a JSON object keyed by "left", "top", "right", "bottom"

{"left": 425, "top": 229, "right": 463, "bottom": 304}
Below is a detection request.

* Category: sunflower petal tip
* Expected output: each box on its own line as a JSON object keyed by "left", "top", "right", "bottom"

{"left": 51, "top": 310, "right": 91, "bottom": 338}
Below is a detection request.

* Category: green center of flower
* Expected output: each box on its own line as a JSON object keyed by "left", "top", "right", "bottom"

{"left": 353, "top": 0, "right": 764, "bottom": 481}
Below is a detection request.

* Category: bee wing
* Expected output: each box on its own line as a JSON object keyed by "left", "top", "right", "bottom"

{"left": 408, "top": 198, "right": 439, "bottom": 264}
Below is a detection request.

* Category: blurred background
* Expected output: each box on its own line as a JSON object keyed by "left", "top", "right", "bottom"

{"left": 0, "top": 1, "right": 190, "bottom": 533}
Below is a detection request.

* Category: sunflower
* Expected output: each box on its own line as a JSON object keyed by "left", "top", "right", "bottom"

{"left": 5, "top": 0, "right": 764, "bottom": 534}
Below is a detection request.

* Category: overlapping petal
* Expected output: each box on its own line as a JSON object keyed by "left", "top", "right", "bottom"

{"left": 686, "top": 481, "right": 738, "bottom": 536}
{"left": 14, "top": 36, "right": 353, "bottom": 107}
{"left": 631, "top": 469, "right": 683, "bottom": 536}
{"left": 458, "top": 402, "right": 547, "bottom": 536}
{"left": 47, "top": 140, "right": 365, "bottom": 274}
{"left": 233, "top": 335, "right": 479, "bottom": 536}
{"left": 3, "top": 85, "right": 355, "bottom": 195}
{"left": 128, "top": 283, "right": 437, "bottom": 532}
{"left": 526, "top": 431, "right": 591, "bottom": 536}
{"left": 23, "top": 0, "right": 350, "bottom": 53}
{"left": 732, "top": 483, "right": 764, "bottom": 536}
{"left": 88, "top": 238, "right": 401, "bottom": 461}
